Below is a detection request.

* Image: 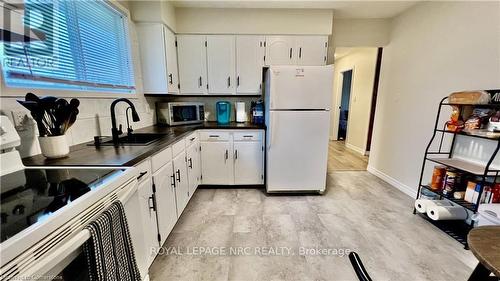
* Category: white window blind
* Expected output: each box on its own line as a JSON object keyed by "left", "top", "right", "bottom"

{"left": 0, "top": 0, "right": 135, "bottom": 93}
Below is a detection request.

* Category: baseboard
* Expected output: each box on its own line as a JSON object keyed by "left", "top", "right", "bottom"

{"left": 367, "top": 165, "right": 416, "bottom": 198}
{"left": 345, "top": 142, "right": 365, "bottom": 155}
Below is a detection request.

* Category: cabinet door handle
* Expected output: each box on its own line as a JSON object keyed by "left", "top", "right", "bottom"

{"left": 198, "top": 76, "right": 202, "bottom": 87}
{"left": 190, "top": 137, "right": 195, "bottom": 141}
{"left": 299, "top": 47, "right": 302, "bottom": 58}
{"left": 209, "top": 135, "right": 220, "bottom": 138}
{"left": 137, "top": 171, "right": 148, "bottom": 180}
{"left": 169, "top": 73, "right": 173, "bottom": 84}
{"left": 188, "top": 158, "right": 193, "bottom": 168}
{"left": 227, "top": 76, "right": 231, "bottom": 88}
{"left": 148, "top": 195, "right": 156, "bottom": 212}
{"left": 225, "top": 149, "right": 228, "bottom": 163}
{"left": 237, "top": 76, "right": 240, "bottom": 87}
{"left": 235, "top": 150, "right": 238, "bottom": 160}
{"left": 171, "top": 174, "right": 176, "bottom": 188}
{"left": 289, "top": 48, "right": 292, "bottom": 59}
{"left": 176, "top": 169, "right": 181, "bottom": 182}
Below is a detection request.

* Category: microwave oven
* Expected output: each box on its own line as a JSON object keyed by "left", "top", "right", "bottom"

{"left": 156, "top": 102, "right": 205, "bottom": 126}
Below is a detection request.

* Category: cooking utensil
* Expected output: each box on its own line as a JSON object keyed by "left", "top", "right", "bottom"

{"left": 25, "top": 92, "right": 40, "bottom": 102}
{"left": 17, "top": 100, "right": 47, "bottom": 136}
{"left": 17, "top": 94, "right": 80, "bottom": 137}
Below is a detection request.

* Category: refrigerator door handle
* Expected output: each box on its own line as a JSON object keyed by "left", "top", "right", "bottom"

{"left": 268, "top": 113, "right": 277, "bottom": 151}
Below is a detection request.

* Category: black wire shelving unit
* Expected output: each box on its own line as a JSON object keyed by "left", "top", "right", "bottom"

{"left": 414, "top": 97, "right": 500, "bottom": 249}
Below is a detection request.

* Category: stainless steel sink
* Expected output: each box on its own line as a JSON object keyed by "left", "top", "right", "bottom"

{"left": 99, "top": 133, "right": 166, "bottom": 146}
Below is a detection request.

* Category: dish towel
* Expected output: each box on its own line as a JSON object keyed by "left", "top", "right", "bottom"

{"left": 83, "top": 201, "right": 141, "bottom": 281}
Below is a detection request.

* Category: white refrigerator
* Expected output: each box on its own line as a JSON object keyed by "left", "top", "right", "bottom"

{"left": 265, "top": 65, "right": 333, "bottom": 193}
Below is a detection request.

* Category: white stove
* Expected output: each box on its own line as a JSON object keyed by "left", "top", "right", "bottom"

{"left": 0, "top": 116, "right": 139, "bottom": 280}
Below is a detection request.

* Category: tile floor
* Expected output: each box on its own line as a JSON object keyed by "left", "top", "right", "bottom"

{"left": 149, "top": 172, "right": 476, "bottom": 281}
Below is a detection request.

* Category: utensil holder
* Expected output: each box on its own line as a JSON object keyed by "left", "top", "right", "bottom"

{"left": 38, "top": 135, "right": 70, "bottom": 159}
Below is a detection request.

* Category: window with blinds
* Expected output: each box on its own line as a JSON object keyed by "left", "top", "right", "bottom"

{"left": 0, "top": 0, "right": 135, "bottom": 93}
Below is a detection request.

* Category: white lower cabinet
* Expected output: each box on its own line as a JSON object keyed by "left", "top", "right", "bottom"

{"left": 186, "top": 142, "right": 201, "bottom": 198}
{"left": 136, "top": 174, "right": 158, "bottom": 267}
{"left": 173, "top": 151, "right": 190, "bottom": 214}
{"left": 200, "top": 130, "right": 264, "bottom": 185}
{"left": 234, "top": 141, "right": 264, "bottom": 184}
{"left": 200, "top": 140, "right": 233, "bottom": 185}
{"left": 123, "top": 180, "right": 149, "bottom": 280}
{"left": 152, "top": 161, "right": 177, "bottom": 246}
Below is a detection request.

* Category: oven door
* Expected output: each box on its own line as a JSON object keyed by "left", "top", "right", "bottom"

{"left": 170, "top": 105, "right": 200, "bottom": 125}
{"left": 0, "top": 178, "right": 143, "bottom": 281}
{"left": 47, "top": 180, "right": 144, "bottom": 281}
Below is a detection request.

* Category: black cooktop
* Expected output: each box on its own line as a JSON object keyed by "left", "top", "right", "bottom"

{"left": 0, "top": 168, "right": 122, "bottom": 243}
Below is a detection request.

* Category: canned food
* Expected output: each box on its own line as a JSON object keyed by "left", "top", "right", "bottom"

{"left": 430, "top": 165, "right": 447, "bottom": 190}
{"left": 442, "top": 170, "right": 460, "bottom": 196}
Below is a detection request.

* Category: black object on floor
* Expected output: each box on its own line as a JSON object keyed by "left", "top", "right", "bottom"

{"left": 349, "top": 252, "right": 373, "bottom": 281}
{"left": 468, "top": 262, "right": 499, "bottom": 281}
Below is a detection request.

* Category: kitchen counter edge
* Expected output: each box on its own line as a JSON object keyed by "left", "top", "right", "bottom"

{"left": 22, "top": 122, "right": 266, "bottom": 167}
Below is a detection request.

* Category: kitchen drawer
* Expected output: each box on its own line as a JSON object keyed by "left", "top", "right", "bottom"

{"left": 233, "top": 131, "right": 263, "bottom": 142}
{"left": 135, "top": 159, "right": 152, "bottom": 183}
{"left": 172, "top": 139, "right": 186, "bottom": 156}
{"left": 151, "top": 146, "right": 172, "bottom": 172}
{"left": 199, "top": 131, "right": 231, "bottom": 142}
{"left": 185, "top": 132, "right": 198, "bottom": 147}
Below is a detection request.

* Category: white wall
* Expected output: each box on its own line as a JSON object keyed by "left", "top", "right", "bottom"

{"left": 175, "top": 7, "right": 333, "bottom": 35}
{"left": 0, "top": 2, "right": 156, "bottom": 158}
{"left": 331, "top": 48, "right": 378, "bottom": 154}
{"left": 332, "top": 18, "right": 390, "bottom": 47}
{"left": 129, "top": 1, "right": 177, "bottom": 31}
{"left": 368, "top": 1, "right": 500, "bottom": 197}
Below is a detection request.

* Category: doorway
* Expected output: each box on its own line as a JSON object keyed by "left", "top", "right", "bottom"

{"left": 328, "top": 47, "right": 381, "bottom": 172}
{"left": 337, "top": 69, "right": 353, "bottom": 140}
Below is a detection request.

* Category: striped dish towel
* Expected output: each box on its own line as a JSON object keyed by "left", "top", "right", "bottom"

{"left": 83, "top": 201, "right": 141, "bottom": 281}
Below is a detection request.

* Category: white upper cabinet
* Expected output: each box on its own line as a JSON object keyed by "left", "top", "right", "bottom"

{"left": 206, "top": 35, "right": 236, "bottom": 95}
{"left": 236, "top": 36, "right": 265, "bottom": 95}
{"left": 265, "top": 36, "right": 296, "bottom": 65}
{"left": 136, "top": 24, "right": 178, "bottom": 94}
{"left": 177, "top": 35, "right": 208, "bottom": 95}
{"left": 265, "top": 35, "right": 328, "bottom": 66}
{"left": 295, "top": 36, "right": 328, "bottom": 66}
{"left": 164, "top": 27, "right": 179, "bottom": 93}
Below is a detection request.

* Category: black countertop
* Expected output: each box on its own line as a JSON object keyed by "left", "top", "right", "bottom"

{"left": 22, "top": 122, "right": 265, "bottom": 167}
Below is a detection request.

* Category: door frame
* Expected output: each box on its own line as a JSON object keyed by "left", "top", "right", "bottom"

{"left": 365, "top": 47, "right": 383, "bottom": 154}
{"left": 331, "top": 66, "right": 356, "bottom": 143}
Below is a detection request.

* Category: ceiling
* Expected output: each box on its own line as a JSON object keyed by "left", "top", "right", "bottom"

{"left": 169, "top": 1, "right": 419, "bottom": 19}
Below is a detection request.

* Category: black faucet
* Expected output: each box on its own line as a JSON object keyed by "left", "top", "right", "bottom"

{"left": 110, "top": 98, "right": 140, "bottom": 144}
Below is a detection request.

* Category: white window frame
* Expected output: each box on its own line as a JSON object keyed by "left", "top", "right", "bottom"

{"left": 0, "top": 0, "right": 140, "bottom": 99}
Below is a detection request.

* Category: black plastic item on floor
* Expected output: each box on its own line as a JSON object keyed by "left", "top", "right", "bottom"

{"left": 349, "top": 252, "right": 373, "bottom": 281}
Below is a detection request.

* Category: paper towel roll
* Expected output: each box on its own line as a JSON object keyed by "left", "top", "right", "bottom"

{"left": 426, "top": 206, "right": 468, "bottom": 220}
{"left": 414, "top": 199, "right": 452, "bottom": 213}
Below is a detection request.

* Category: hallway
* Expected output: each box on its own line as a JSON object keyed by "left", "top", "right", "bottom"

{"left": 327, "top": 141, "right": 368, "bottom": 172}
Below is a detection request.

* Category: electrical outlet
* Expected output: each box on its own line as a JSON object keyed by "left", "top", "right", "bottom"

{"left": 11, "top": 111, "right": 27, "bottom": 130}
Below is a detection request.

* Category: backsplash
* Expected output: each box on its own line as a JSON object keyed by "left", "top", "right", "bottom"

{"left": 153, "top": 96, "right": 262, "bottom": 122}
{"left": 0, "top": 95, "right": 263, "bottom": 158}
{"left": 0, "top": 96, "right": 156, "bottom": 158}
